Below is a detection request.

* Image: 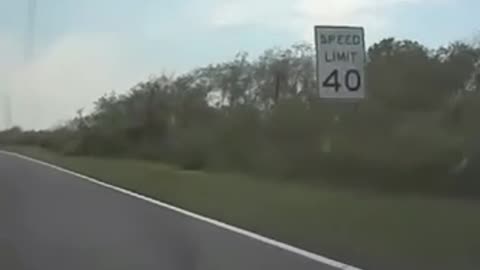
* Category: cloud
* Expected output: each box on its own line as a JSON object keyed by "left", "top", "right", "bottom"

{"left": 0, "top": 0, "right": 452, "bottom": 130}
{"left": 206, "top": 0, "right": 431, "bottom": 41}
{"left": 3, "top": 33, "right": 148, "bottom": 130}
{"left": 208, "top": 0, "right": 287, "bottom": 27}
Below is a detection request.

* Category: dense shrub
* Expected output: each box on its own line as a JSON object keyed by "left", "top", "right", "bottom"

{"left": 2, "top": 38, "right": 480, "bottom": 197}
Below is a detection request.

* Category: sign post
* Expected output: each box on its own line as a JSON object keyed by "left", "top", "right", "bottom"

{"left": 315, "top": 26, "right": 366, "bottom": 100}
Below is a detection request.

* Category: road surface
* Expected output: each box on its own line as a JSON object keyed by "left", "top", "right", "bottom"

{"left": 0, "top": 151, "right": 361, "bottom": 270}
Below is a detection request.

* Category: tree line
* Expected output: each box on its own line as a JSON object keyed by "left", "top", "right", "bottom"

{"left": 2, "top": 37, "right": 480, "bottom": 197}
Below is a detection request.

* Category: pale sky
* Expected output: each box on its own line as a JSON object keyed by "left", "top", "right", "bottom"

{"left": 0, "top": 0, "right": 478, "bottom": 129}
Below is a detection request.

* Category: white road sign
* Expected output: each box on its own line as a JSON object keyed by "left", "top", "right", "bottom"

{"left": 315, "top": 26, "right": 366, "bottom": 99}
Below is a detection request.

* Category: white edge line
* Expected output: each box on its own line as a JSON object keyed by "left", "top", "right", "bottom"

{"left": 1, "top": 150, "right": 364, "bottom": 270}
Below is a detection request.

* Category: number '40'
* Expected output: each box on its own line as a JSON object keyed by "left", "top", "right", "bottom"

{"left": 322, "top": 69, "right": 361, "bottom": 92}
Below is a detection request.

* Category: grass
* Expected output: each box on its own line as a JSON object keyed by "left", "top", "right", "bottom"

{"left": 5, "top": 146, "right": 480, "bottom": 270}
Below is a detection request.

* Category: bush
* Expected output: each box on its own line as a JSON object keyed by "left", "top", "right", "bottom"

{"left": 2, "top": 38, "right": 480, "bottom": 198}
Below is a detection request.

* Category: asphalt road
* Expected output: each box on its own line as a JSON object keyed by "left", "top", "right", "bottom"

{"left": 0, "top": 152, "right": 360, "bottom": 270}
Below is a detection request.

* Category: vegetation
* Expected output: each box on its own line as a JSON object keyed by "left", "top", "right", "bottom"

{"left": 2, "top": 38, "right": 480, "bottom": 197}
{"left": 3, "top": 36, "right": 480, "bottom": 270}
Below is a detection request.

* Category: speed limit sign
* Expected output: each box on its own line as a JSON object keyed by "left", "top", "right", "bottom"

{"left": 315, "top": 26, "right": 366, "bottom": 100}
